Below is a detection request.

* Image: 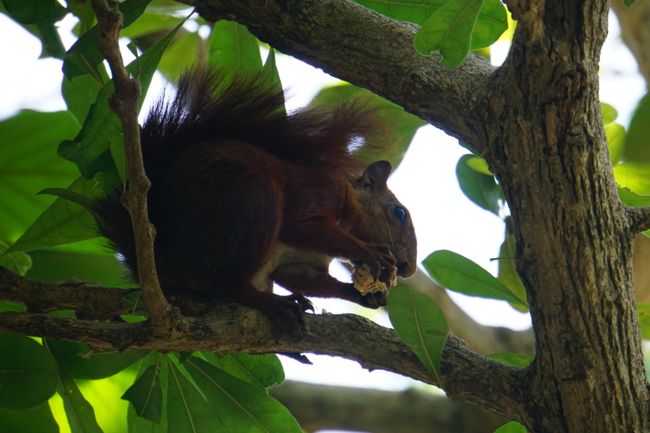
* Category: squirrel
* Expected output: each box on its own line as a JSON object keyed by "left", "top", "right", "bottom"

{"left": 96, "top": 68, "right": 417, "bottom": 332}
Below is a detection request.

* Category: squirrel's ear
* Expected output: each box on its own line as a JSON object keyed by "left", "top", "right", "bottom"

{"left": 355, "top": 160, "right": 392, "bottom": 190}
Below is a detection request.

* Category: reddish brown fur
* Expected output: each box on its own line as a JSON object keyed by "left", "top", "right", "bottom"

{"left": 96, "top": 69, "right": 417, "bottom": 331}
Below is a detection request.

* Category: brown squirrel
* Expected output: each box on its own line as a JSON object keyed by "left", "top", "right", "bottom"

{"left": 97, "top": 68, "right": 417, "bottom": 331}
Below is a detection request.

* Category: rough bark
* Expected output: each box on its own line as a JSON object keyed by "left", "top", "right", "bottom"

{"left": 482, "top": 2, "right": 649, "bottom": 432}
{"left": 271, "top": 381, "right": 506, "bottom": 433}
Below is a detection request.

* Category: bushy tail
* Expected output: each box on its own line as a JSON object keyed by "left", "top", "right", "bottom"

{"left": 140, "top": 67, "right": 381, "bottom": 179}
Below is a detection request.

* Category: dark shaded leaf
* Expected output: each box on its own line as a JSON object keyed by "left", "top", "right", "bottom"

{"left": 122, "top": 364, "right": 163, "bottom": 422}
{"left": 0, "top": 401, "right": 59, "bottom": 433}
{"left": 199, "top": 352, "right": 285, "bottom": 388}
{"left": 497, "top": 223, "right": 527, "bottom": 312}
{"left": 0, "top": 333, "right": 58, "bottom": 409}
{"left": 456, "top": 154, "right": 501, "bottom": 215}
{"left": 494, "top": 421, "right": 527, "bottom": 433}
{"left": 622, "top": 93, "right": 650, "bottom": 163}
{"left": 0, "top": 240, "right": 32, "bottom": 275}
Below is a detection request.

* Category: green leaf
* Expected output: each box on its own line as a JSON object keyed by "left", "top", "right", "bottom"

{"left": 63, "top": 74, "right": 104, "bottom": 124}
{"left": 624, "top": 0, "right": 636, "bottom": 6}
{"left": 618, "top": 186, "right": 650, "bottom": 207}
{"left": 8, "top": 170, "right": 119, "bottom": 253}
{"left": 184, "top": 357, "right": 303, "bottom": 433}
{"left": 613, "top": 162, "right": 650, "bottom": 195}
{"left": 47, "top": 340, "right": 148, "bottom": 380}
{"left": 157, "top": 31, "right": 201, "bottom": 81}
{"left": 261, "top": 49, "right": 284, "bottom": 108}
{"left": 470, "top": 0, "right": 508, "bottom": 49}
{"left": 63, "top": 0, "right": 152, "bottom": 79}
{"left": 2, "top": 0, "right": 64, "bottom": 24}
{"left": 413, "top": 0, "right": 483, "bottom": 67}
{"left": 606, "top": 122, "right": 626, "bottom": 165}
{"left": 310, "top": 84, "right": 425, "bottom": 170}
{"left": 465, "top": 155, "right": 493, "bottom": 175}
{"left": 0, "top": 333, "right": 58, "bottom": 409}
{"left": 55, "top": 365, "right": 103, "bottom": 433}
{"left": 456, "top": 154, "right": 501, "bottom": 215}
{"left": 622, "top": 93, "right": 650, "bottom": 163}
{"left": 127, "top": 353, "right": 168, "bottom": 433}
{"left": 0, "top": 110, "right": 79, "bottom": 242}
{"left": 487, "top": 352, "right": 533, "bottom": 367}
{"left": 423, "top": 250, "right": 528, "bottom": 307}
{"left": 120, "top": 11, "right": 184, "bottom": 39}
{"left": 122, "top": 364, "right": 163, "bottom": 422}
{"left": 638, "top": 303, "right": 650, "bottom": 340}
{"left": 199, "top": 352, "right": 285, "bottom": 388}
{"left": 497, "top": 226, "right": 527, "bottom": 312}
{"left": 208, "top": 20, "right": 262, "bottom": 76}
{"left": 356, "top": 0, "right": 507, "bottom": 49}
{"left": 494, "top": 421, "right": 527, "bottom": 433}
{"left": 601, "top": 102, "right": 618, "bottom": 125}
{"left": 0, "top": 240, "right": 32, "bottom": 275}
{"left": 0, "top": 401, "right": 59, "bottom": 433}
{"left": 387, "top": 285, "right": 448, "bottom": 380}
{"left": 167, "top": 362, "right": 226, "bottom": 433}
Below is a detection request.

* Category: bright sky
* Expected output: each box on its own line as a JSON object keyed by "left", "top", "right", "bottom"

{"left": 0, "top": 8, "right": 646, "bottom": 411}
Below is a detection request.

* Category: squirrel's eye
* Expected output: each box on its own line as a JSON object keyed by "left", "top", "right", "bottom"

{"left": 392, "top": 206, "right": 408, "bottom": 224}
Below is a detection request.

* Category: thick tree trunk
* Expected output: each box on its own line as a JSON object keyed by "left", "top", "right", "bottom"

{"left": 481, "top": 3, "right": 649, "bottom": 432}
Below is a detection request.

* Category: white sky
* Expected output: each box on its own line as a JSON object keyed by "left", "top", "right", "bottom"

{"left": 0, "top": 8, "right": 646, "bottom": 415}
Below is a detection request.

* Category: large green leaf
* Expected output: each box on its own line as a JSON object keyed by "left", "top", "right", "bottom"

{"left": 638, "top": 303, "right": 650, "bottom": 340}
{"left": 413, "top": 0, "right": 483, "bottom": 67}
{"left": 601, "top": 102, "right": 618, "bottom": 125}
{"left": 157, "top": 31, "right": 201, "bottom": 81}
{"left": 456, "top": 154, "right": 501, "bottom": 215}
{"left": 122, "top": 363, "right": 163, "bottom": 422}
{"left": 199, "top": 352, "right": 285, "bottom": 388}
{"left": 423, "top": 250, "right": 528, "bottom": 308}
{"left": 8, "top": 170, "right": 119, "bottom": 253}
{"left": 184, "top": 357, "right": 303, "bottom": 433}
{"left": 621, "top": 93, "right": 650, "bottom": 164}
{"left": 0, "top": 333, "right": 58, "bottom": 409}
{"left": 47, "top": 340, "right": 148, "bottom": 380}
{"left": 387, "top": 284, "right": 448, "bottom": 380}
{"left": 120, "top": 11, "right": 184, "bottom": 39}
{"left": 0, "top": 110, "right": 79, "bottom": 242}
{"left": 618, "top": 186, "right": 650, "bottom": 207}
{"left": 310, "top": 84, "right": 425, "bottom": 169}
{"left": 63, "top": 74, "right": 105, "bottom": 124}
{"left": 0, "top": 401, "right": 59, "bottom": 433}
{"left": 208, "top": 20, "right": 262, "bottom": 75}
{"left": 167, "top": 361, "right": 225, "bottom": 433}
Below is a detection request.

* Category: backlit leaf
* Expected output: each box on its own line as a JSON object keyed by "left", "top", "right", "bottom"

{"left": 387, "top": 284, "right": 448, "bottom": 380}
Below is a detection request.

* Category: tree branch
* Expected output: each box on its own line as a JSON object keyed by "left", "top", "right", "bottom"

{"left": 179, "top": 0, "right": 494, "bottom": 153}
{"left": 271, "top": 380, "right": 506, "bottom": 433}
{"left": 625, "top": 206, "right": 650, "bottom": 234}
{"left": 90, "top": 0, "right": 176, "bottom": 336}
{"left": 0, "top": 268, "right": 526, "bottom": 420}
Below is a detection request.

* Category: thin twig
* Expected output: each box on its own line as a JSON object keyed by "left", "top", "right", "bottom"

{"left": 626, "top": 206, "right": 650, "bottom": 234}
{"left": 90, "top": 0, "right": 176, "bottom": 336}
